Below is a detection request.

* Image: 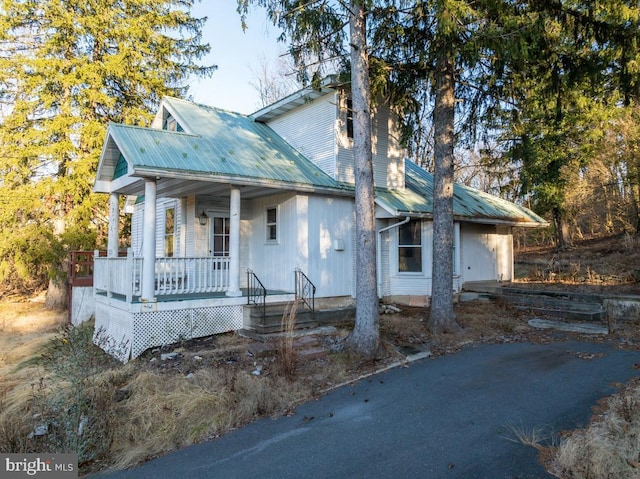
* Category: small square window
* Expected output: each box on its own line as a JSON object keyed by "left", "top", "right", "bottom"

{"left": 266, "top": 207, "right": 277, "bottom": 242}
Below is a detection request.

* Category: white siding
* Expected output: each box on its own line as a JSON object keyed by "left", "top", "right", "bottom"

{"left": 266, "top": 92, "right": 338, "bottom": 179}
{"left": 377, "top": 219, "right": 391, "bottom": 297}
{"left": 302, "top": 195, "right": 354, "bottom": 297}
{"left": 336, "top": 94, "right": 405, "bottom": 189}
{"left": 386, "top": 220, "right": 434, "bottom": 296}
{"left": 246, "top": 193, "right": 355, "bottom": 298}
{"left": 496, "top": 226, "right": 513, "bottom": 282}
{"left": 131, "top": 203, "right": 143, "bottom": 257}
{"left": 185, "top": 196, "right": 196, "bottom": 256}
{"left": 247, "top": 192, "right": 298, "bottom": 292}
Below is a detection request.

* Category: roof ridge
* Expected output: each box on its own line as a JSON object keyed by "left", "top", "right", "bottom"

{"left": 162, "top": 96, "right": 249, "bottom": 118}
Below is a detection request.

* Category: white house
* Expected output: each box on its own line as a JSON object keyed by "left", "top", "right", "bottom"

{"left": 93, "top": 77, "right": 546, "bottom": 360}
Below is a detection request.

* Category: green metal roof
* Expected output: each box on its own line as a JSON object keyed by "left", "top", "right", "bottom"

{"left": 99, "top": 96, "right": 545, "bottom": 227}
{"left": 375, "top": 160, "right": 547, "bottom": 226}
{"left": 105, "top": 99, "right": 345, "bottom": 191}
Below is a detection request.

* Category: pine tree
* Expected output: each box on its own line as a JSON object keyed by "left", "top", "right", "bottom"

{"left": 0, "top": 0, "right": 214, "bottom": 300}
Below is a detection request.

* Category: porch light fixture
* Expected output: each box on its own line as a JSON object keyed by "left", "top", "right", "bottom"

{"left": 199, "top": 210, "right": 208, "bottom": 226}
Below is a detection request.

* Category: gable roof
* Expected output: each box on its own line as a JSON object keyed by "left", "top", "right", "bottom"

{"left": 95, "top": 98, "right": 349, "bottom": 195}
{"left": 96, "top": 96, "right": 546, "bottom": 227}
{"left": 375, "top": 160, "right": 547, "bottom": 226}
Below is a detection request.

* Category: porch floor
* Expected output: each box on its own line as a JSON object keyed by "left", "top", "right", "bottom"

{"left": 96, "top": 288, "right": 292, "bottom": 303}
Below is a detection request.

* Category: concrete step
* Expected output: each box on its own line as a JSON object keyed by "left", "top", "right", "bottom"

{"left": 500, "top": 292, "right": 603, "bottom": 312}
{"left": 244, "top": 303, "right": 355, "bottom": 335}
{"left": 514, "top": 305, "right": 606, "bottom": 322}
{"left": 497, "top": 288, "right": 606, "bottom": 322}
{"left": 501, "top": 287, "right": 604, "bottom": 305}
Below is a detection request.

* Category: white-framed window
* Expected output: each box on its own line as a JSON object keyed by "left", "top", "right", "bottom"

{"left": 266, "top": 206, "right": 278, "bottom": 243}
{"left": 398, "top": 220, "right": 422, "bottom": 273}
{"left": 346, "top": 98, "right": 354, "bottom": 139}
{"left": 164, "top": 207, "right": 175, "bottom": 257}
{"left": 211, "top": 216, "right": 230, "bottom": 256}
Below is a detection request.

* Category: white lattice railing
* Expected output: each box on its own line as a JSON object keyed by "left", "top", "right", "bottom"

{"left": 94, "top": 250, "right": 230, "bottom": 300}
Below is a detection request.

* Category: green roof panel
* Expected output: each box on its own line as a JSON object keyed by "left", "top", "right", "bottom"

{"left": 107, "top": 101, "right": 342, "bottom": 191}
{"left": 375, "top": 160, "right": 547, "bottom": 226}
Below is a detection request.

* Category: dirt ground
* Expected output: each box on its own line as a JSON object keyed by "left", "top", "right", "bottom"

{"left": 514, "top": 233, "right": 640, "bottom": 295}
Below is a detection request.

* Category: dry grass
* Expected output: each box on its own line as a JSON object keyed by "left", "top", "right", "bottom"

{"left": 1, "top": 242, "right": 638, "bottom": 477}
{"left": 110, "top": 369, "right": 310, "bottom": 469}
{"left": 501, "top": 422, "right": 556, "bottom": 451}
{"left": 278, "top": 300, "right": 299, "bottom": 379}
{"left": 549, "top": 383, "right": 640, "bottom": 478}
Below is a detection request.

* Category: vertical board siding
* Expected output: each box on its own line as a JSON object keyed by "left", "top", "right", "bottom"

{"left": 304, "top": 195, "right": 355, "bottom": 297}
{"left": 248, "top": 192, "right": 298, "bottom": 292}
{"left": 266, "top": 92, "right": 338, "bottom": 179}
{"left": 336, "top": 93, "right": 405, "bottom": 189}
{"left": 495, "top": 226, "right": 513, "bottom": 282}
{"left": 247, "top": 192, "right": 355, "bottom": 298}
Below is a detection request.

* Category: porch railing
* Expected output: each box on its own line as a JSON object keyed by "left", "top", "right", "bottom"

{"left": 246, "top": 269, "right": 266, "bottom": 321}
{"left": 94, "top": 250, "right": 230, "bottom": 300}
{"left": 294, "top": 268, "right": 316, "bottom": 314}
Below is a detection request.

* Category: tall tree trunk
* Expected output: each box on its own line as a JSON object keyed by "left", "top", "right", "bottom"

{"left": 428, "top": 49, "right": 461, "bottom": 335}
{"left": 552, "top": 207, "right": 570, "bottom": 249}
{"left": 345, "top": 1, "right": 379, "bottom": 358}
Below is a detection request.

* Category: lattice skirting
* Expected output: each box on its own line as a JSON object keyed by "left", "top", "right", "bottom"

{"left": 94, "top": 302, "right": 243, "bottom": 361}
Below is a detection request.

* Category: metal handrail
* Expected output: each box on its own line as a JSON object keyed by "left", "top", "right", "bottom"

{"left": 294, "top": 268, "right": 316, "bottom": 314}
{"left": 247, "top": 269, "right": 266, "bottom": 321}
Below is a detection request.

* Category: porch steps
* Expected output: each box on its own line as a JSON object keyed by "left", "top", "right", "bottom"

{"left": 244, "top": 302, "right": 356, "bottom": 335}
{"left": 462, "top": 283, "right": 606, "bottom": 322}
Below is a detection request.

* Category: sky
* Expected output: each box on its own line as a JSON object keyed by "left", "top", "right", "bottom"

{"left": 188, "top": 3, "right": 286, "bottom": 115}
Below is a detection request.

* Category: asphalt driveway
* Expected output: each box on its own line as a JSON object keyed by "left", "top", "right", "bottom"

{"left": 95, "top": 340, "right": 639, "bottom": 479}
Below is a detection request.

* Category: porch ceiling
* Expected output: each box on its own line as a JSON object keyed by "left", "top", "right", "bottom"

{"left": 115, "top": 176, "right": 318, "bottom": 200}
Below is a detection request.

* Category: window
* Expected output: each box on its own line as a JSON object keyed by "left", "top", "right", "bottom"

{"left": 164, "top": 207, "right": 175, "bottom": 257}
{"left": 266, "top": 207, "right": 278, "bottom": 242}
{"left": 212, "top": 217, "right": 230, "bottom": 256}
{"left": 163, "top": 115, "right": 183, "bottom": 132}
{"left": 346, "top": 98, "right": 354, "bottom": 139}
{"left": 398, "top": 220, "right": 422, "bottom": 273}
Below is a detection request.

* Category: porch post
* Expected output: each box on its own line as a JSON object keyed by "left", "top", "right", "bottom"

{"left": 141, "top": 178, "right": 157, "bottom": 302}
{"left": 227, "top": 186, "right": 241, "bottom": 297}
{"left": 107, "top": 193, "right": 119, "bottom": 258}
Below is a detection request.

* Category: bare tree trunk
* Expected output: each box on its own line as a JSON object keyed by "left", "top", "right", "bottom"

{"left": 45, "top": 277, "right": 68, "bottom": 311}
{"left": 428, "top": 49, "right": 461, "bottom": 335}
{"left": 345, "top": 1, "right": 379, "bottom": 358}
{"left": 552, "top": 207, "right": 571, "bottom": 249}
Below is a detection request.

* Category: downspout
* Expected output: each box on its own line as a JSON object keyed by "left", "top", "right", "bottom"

{"left": 376, "top": 216, "right": 411, "bottom": 298}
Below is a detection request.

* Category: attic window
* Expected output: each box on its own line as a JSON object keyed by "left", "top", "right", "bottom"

{"left": 346, "top": 98, "right": 353, "bottom": 139}
{"left": 163, "top": 115, "right": 183, "bottom": 132}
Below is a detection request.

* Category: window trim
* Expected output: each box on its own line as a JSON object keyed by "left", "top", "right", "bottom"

{"left": 210, "top": 215, "right": 230, "bottom": 257}
{"left": 265, "top": 205, "right": 279, "bottom": 244}
{"left": 164, "top": 206, "right": 175, "bottom": 257}
{"left": 397, "top": 220, "right": 422, "bottom": 274}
